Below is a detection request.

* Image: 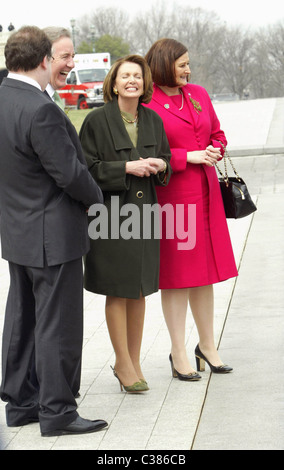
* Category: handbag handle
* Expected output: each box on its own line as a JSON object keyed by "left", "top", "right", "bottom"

{"left": 215, "top": 142, "right": 241, "bottom": 185}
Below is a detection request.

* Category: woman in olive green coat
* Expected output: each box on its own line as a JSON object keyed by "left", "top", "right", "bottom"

{"left": 79, "top": 55, "right": 171, "bottom": 392}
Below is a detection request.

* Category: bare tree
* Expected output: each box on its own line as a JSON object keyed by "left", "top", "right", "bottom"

{"left": 250, "top": 29, "right": 271, "bottom": 98}
{"left": 74, "top": 4, "right": 284, "bottom": 99}
{"left": 214, "top": 27, "right": 255, "bottom": 98}
{"left": 77, "top": 8, "right": 131, "bottom": 46}
{"left": 174, "top": 6, "right": 224, "bottom": 92}
{"left": 265, "top": 22, "right": 284, "bottom": 96}
{"left": 129, "top": 0, "right": 177, "bottom": 54}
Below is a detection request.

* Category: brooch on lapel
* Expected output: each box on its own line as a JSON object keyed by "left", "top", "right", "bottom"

{"left": 164, "top": 104, "right": 170, "bottom": 109}
{"left": 188, "top": 93, "right": 202, "bottom": 114}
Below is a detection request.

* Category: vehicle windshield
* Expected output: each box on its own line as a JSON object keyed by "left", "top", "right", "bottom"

{"left": 77, "top": 69, "right": 108, "bottom": 83}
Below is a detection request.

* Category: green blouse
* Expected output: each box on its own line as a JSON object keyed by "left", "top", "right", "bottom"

{"left": 120, "top": 111, "right": 138, "bottom": 147}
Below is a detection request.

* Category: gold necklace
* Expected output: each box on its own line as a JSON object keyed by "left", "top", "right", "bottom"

{"left": 179, "top": 89, "right": 184, "bottom": 111}
{"left": 120, "top": 112, "right": 138, "bottom": 124}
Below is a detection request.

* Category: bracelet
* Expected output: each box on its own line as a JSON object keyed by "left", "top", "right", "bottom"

{"left": 162, "top": 161, "right": 167, "bottom": 172}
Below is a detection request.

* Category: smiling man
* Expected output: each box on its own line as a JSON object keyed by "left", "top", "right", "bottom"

{"left": 43, "top": 27, "right": 75, "bottom": 107}
{"left": 36, "top": 27, "right": 82, "bottom": 396}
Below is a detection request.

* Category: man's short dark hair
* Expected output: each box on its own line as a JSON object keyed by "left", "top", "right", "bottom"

{"left": 5, "top": 26, "right": 52, "bottom": 72}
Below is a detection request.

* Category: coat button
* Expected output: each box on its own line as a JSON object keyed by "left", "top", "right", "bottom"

{"left": 136, "top": 190, "right": 144, "bottom": 198}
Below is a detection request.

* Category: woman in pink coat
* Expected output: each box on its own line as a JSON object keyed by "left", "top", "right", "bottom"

{"left": 144, "top": 38, "right": 237, "bottom": 380}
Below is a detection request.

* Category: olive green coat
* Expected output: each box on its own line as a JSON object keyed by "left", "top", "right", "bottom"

{"left": 79, "top": 98, "right": 172, "bottom": 299}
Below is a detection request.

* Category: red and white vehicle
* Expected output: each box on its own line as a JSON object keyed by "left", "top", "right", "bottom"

{"left": 58, "top": 53, "right": 111, "bottom": 109}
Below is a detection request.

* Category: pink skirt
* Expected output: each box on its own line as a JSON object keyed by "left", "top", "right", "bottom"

{"left": 157, "top": 164, "right": 238, "bottom": 289}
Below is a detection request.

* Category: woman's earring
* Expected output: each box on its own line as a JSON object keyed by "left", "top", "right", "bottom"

{"left": 113, "top": 88, "right": 118, "bottom": 95}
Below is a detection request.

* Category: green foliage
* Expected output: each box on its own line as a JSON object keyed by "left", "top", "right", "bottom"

{"left": 77, "top": 41, "right": 93, "bottom": 53}
{"left": 95, "top": 35, "right": 130, "bottom": 62}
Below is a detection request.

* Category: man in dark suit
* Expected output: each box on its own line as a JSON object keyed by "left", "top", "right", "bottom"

{"left": 0, "top": 26, "right": 107, "bottom": 437}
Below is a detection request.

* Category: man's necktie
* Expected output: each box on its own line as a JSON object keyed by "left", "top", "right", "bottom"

{"left": 53, "top": 91, "right": 65, "bottom": 110}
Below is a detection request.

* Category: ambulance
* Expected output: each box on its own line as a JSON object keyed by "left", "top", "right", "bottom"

{"left": 58, "top": 53, "right": 111, "bottom": 109}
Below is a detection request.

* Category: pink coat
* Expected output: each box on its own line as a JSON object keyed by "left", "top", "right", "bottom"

{"left": 144, "top": 83, "right": 238, "bottom": 288}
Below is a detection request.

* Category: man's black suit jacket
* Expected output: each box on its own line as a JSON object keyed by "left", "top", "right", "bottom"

{"left": 0, "top": 77, "right": 102, "bottom": 267}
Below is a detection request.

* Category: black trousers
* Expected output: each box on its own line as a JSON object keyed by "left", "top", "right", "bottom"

{"left": 0, "top": 258, "right": 84, "bottom": 433}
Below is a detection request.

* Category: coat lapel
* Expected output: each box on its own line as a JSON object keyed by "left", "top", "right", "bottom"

{"left": 104, "top": 99, "right": 157, "bottom": 155}
{"left": 151, "top": 83, "right": 198, "bottom": 125}
{"left": 136, "top": 105, "right": 157, "bottom": 150}
{"left": 104, "top": 99, "right": 132, "bottom": 150}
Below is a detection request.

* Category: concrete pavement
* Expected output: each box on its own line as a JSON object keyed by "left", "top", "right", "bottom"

{"left": 0, "top": 97, "right": 284, "bottom": 451}
{"left": 214, "top": 96, "right": 284, "bottom": 156}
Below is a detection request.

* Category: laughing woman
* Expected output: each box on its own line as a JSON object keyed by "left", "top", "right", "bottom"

{"left": 79, "top": 55, "right": 171, "bottom": 392}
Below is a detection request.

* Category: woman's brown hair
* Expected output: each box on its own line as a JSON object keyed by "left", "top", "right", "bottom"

{"left": 103, "top": 54, "right": 153, "bottom": 104}
{"left": 145, "top": 38, "right": 188, "bottom": 87}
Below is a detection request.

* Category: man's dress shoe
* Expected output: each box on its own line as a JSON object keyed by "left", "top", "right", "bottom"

{"left": 41, "top": 415, "right": 108, "bottom": 437}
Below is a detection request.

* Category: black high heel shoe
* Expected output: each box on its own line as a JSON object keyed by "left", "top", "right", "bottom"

{"left": 169, "top": 354, "right": 201, "bottom": 381}
{"left": 195, "top": 344, "right": 233, "bottom": 374}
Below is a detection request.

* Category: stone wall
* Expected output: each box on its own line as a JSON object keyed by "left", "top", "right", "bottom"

{"left": 0, "top": 32, "right": 12, "bottom": 69}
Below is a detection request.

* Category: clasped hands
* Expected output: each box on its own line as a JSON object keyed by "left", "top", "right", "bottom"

{"left": 126, "top": 157, "right": 166, "bottom": 177}
{"left": 187, "top": 145, "right": 221, "bottom": 167}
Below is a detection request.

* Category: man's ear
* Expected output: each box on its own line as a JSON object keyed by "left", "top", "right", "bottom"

{"left": 42, "top": 55, "right": 51, "bottom": 70}
{"left": 39, "top": 56, "right": 52, "bottom": 90}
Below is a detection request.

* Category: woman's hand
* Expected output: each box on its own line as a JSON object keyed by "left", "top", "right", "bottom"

{"left": 126, "top": 158, "right": 166, "bottom": 177}
{"left": 187, "top": 145, "right": 221, "bottom": 167}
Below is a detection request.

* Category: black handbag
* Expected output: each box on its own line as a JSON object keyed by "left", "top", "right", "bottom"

{"left": 215, "top": 146, "right": 257, "bottom": 219}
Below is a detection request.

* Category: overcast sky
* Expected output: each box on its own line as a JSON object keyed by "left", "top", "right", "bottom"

{"left": 1, "top": 0, "right": 283, "bottom": 31}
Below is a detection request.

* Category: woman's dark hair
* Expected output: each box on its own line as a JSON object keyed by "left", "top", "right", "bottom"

{"left": 5, "top": 26, "right": 52, "bottom": 72}
{"left": 103, "top": 54, "right": 153, "bottom": 104}
{"left": 145, "top": 38, "right": 188, "bottom": 87}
